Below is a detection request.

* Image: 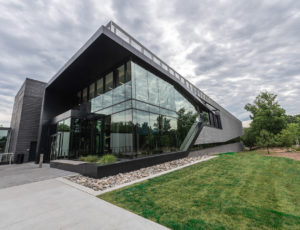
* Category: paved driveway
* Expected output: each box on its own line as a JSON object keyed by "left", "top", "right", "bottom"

{"left": 0, "top": 179, "right": 168, "bottom": 230}
{"left": 0, "top": 163, "right": 76, "bottom": 189}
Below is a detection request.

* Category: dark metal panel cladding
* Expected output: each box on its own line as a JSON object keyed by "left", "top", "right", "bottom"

{"left": 9, "top": 78, "right": 47, "bottom": 162}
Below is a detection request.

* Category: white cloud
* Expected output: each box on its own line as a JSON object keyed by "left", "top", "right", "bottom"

{"left": 0, "top": 0, "right": 299, "bottom": 127}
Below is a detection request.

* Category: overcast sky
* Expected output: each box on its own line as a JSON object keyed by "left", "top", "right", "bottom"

{"left": 0, "top": 0, "right": 299, "bottom": 126}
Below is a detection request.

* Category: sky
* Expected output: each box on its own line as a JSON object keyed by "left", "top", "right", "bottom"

{"left": 0, "top": 0, "right": 300, "bottom": 127}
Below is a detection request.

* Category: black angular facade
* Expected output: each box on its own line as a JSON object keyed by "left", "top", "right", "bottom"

{"left": 9, "top": 21, "right": 243, "bottom": 163}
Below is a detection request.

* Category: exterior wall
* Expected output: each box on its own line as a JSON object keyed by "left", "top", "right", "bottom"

{"left": 9, "top": 78, "right": 47, "bottom": 162}
{"left": 8, "top": 82, "right": 25, "bottom": 154}
{"left": 195, "top": 108, "right": 243, "bottom": 145}
{"left": 188, "top": 142, "right": 244, "bottom": 157}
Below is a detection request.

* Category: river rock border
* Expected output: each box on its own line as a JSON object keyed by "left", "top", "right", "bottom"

{"left": 66, "top": 155, "right": 215, "bottom": 192}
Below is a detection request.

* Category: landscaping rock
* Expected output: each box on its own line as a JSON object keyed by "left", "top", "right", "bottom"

{"left": 66, "top": 155, "right": 212, "bottom": 191}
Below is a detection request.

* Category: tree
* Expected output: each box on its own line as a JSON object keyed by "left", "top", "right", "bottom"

{"left": 241, "top": 127, "right": 256, "bottom": 150}
{"left": 256, "top": 130, "right": 276, "bottom": 154}
{"left": 245, "top": 92, "right": 286, "bottom": 136}
{"left": 286, "top": 114, "right": 300, "bottom": 124}
{"left": 276, "top": 122, "right": 300, "bottom": 147}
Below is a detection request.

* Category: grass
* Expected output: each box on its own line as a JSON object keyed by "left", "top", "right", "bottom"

{"left": 99, "top": 152, "right": 300, "bottom": 229}
{"left": 78, "top": 155, "right": 100, "bottom": 163}
{"left": 97, "top": 154, "right": 117, "bottom": 165}
{"left": 78, "top": 154, "right": 117, "bottom": 165}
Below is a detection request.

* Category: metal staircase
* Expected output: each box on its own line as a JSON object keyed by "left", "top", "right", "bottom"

{"left": 180, "top": 122, "right": 204, "bottom": 151}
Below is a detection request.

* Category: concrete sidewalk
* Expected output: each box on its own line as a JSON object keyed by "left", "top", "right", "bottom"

{"left": 0, "top": 179, "right": 168, "bottom": 230}
{"left": 0, "top": 163, "right": 77, "bottom": 189}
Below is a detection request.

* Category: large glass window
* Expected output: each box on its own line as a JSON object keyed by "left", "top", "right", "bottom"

{"left": 96, "top": 78, "right": 104, "bottom": 96}
{"left": 158, "top": 78, "right": 169, "bottom": 109}
{"left": 102, "top": 90, "right": 112, "bottom": 108}
{"left": 0, "top": 130, "right": 9, "bottom": 153}
{"left": 77, "top": 91, "right": 82, "bottom": 104}
{"left": 116, "top": 65, "right": 125, "bottom": 86}
{"left": 125, "top": 61, "right": 131, "bottom": 83}
{"left": 105, "top": 72, "right": 114, "bottom": 92}
{"left": 133, "top": 110, "right": 149, "bottom": 155}
{"left": 113, "top": 84, "right": 125, "bottom": 105}
{"left": 111, "top": 110, "right": 133, "bottom": 156}
{"left": 56, "top": 119, "right": 71, "bottom": 159}
{"left": 148, "top": 72, "right": 159, "bottom": 106}
{"left": 82, "top": 88, "right": 88, "bottom": 102}
{"left": 148, "top": 113, "right": 160, "bottom": 153}
{"left": 133, "top": 64, "right": 148, "bottom": 102}
{"left": 89, "top": 83, "right": 95, "bottom": 100}
{"left": 74, "top": 60, "right": 203, "bottom": 158}
{"left": 61, "top": 118, "right": 70, "bottom": 158}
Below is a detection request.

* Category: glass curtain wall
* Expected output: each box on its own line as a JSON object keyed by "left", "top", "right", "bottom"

{"left": 55, "top": 118, "right": 71, "bottom": 159}
{"left": 0, "top": 130, "right": 9, "bottom": 153}
{"left": 59, "top": 60, "right": 200, "bottom": 159}
{"left": 131, "top": 62, "right": 198, "bottom": 155}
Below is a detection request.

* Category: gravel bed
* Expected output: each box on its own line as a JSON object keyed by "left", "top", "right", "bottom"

{"left": 66, "top": 155, "right": 212, "bottom": 191}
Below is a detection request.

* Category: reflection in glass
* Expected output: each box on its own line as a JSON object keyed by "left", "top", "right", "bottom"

{"left": 96, "top": 78, "right": 104, "bottom": 96}
{"left": 89, "top": 83, "right": 95, "bottom": 100}
{"left": 105, "top": 72, "right": 113, "bottom": 92}
{"left": 148, "top": 72, "right": 159, "bottom": 106}
{"left": 67, "top": 60, "right": 202, "bottom": 159}
{"left": 0, "top": 130, "right": 9, "bottom": 153}
{"left": 133, "top": 64, "right": 148, "bottom": 102}
{"left": 133, "top": 110, "right": 149, "bottom": 155}
{"left": 61, "top": 118, "right": 70, "bottom": 158}
{"left": 77, "top": 91, "right": 82, "bottom": 104}
{"left": 116, "top": 65, "right": 125, "bottom": 86}
{"left": 82, "top": 88, "right": 88, "bottom": 102}
{"left": 111, "top": 110, "right": 133, "bottom": 156}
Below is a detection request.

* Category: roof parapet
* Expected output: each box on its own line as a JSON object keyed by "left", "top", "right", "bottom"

{"left": 106, "top": 21, "right": 220, "bottom": 110}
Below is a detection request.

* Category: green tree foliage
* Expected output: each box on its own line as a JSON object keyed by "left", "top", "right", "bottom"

{"left": 276, "top": 122, "right": 300, "bottom": 147}
{"left": 256, "top": 130, "right": 276, "bottom": 154}
{"left": 241, "top": 128, "right": 256, "bottom": 150}
{"left": 286, "top": 114, "right": 300, "bottom": 124}
{"left": 242, "top": 92, "right": 299, "bottom": 149}
{"left": 245, "top": 92, "right": 286, "bottom": 136}
{"left": 177, "top": 108, "right": 198, "bottom": 143}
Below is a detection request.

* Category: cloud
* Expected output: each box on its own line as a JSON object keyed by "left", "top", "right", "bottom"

{"left": 0, "top": 0, "right": 299, "bottom": 126}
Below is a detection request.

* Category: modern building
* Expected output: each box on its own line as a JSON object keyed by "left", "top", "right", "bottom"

{"left": 9, "top": 21, "right": 243, "bottom": 163}
{"left": 9, "top": 78, "right": 47, "bottom": 162}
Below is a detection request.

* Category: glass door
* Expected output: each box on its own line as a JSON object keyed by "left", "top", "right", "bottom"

{"left": 95, "top": 119, "right": 103, "bottom": 155}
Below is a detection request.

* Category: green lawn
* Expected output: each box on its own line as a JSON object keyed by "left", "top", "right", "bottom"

{"left": 99, "top": 153, "right": 300, "bottom": 229}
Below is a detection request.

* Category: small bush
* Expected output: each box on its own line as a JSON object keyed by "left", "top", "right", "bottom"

{"left": 97, "top": 154, "right": 117, "bottom": 165}
{"left": 79, "top": 155, "right": 100, "bottom": 163}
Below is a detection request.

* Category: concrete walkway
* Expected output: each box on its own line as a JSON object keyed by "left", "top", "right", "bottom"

{"left": 0, "top": 179, "right": 168, "bottom": 230}
{"left": 0, "top": 163, "right": 77, "bottom": 189}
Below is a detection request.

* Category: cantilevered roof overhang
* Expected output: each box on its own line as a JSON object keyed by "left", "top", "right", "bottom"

{"left": 46, "top": 21, "right": 240, "bottom": 121}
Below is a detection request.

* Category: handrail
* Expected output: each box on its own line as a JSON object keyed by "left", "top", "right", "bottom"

{"left": 180, "top": 122, "right": 202, "bottom": 151}
{"left": 105, "top": 21, "right": 222, "bottom": 111}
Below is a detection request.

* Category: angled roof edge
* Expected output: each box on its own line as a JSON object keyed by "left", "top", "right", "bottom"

{"left": 105, "top": 21, "right": 241, "bottom": 123}
{"left": 47, "top": 26, "right": 105, "bottom": 86}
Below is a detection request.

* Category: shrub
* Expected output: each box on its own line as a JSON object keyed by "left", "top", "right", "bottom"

{"left": 79, "top": 155, "right": 100, "bottom": 163}
{"left": 97, "top": 154, "right": 117, "bottom": 165}
{"left": 294, "top": 146, "right": 300, "bottom": 151}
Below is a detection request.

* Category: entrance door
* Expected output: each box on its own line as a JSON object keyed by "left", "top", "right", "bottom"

{"left": 28, "top": 142, "right": 37, "bottom": 162}
{"left": 89, "top": 118, "right": 105, "bottom": 155}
